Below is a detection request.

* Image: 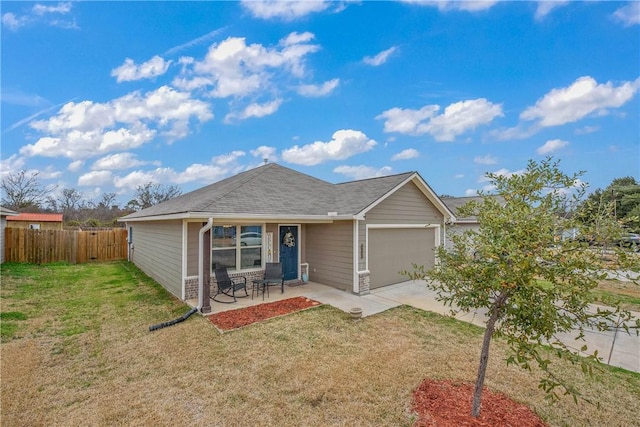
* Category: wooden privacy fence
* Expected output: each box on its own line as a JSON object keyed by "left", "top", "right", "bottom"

{"left": 4, "top": 228, "right": 128, "bottom": 264}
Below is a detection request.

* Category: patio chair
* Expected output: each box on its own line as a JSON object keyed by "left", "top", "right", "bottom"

{"left": 212, "top": 267, "right": 248, "bottom": 303}
{"left": 263, "top": 262, "right": 285, "bottom": 296}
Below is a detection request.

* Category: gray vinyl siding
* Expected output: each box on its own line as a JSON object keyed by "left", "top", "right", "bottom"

{"left": 444, "top": 222, "right": 479, "bottom": 251}
{"left": 0, "top": 217, "right": 6, "bottom": 263}
{"left": 366, "top": 182, "right": 442, "bottom": 224}
{"left": 186, "top": 221, "right": 202, "bottom": 276}
{"left": 305, "top": 221, "right": 353, "bottom": 291}
{"left": 129, "top": 220, "right": 183, "bottom": 298}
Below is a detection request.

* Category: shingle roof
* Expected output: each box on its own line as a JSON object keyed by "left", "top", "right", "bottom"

{"left": 121, "top": 163, "right": 427, "bottom": 220}
{"left": 442, "top": 195, "right": 503, "bottom": 222}
{"left": 7, "top": 213, "right": 63, "bottom": 222}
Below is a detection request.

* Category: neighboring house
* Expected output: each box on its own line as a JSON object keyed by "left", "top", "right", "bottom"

{"left": 121, "top": 163, "right": 455, "bottom": 311}
{"left": 1, "top": 206, "right": 19, "bottom": 263}
{"left": 442, "top": 196, "right": 504, "bottom": 250}
{"left": 6, "top": 213, "right": 64, "bottom": 230}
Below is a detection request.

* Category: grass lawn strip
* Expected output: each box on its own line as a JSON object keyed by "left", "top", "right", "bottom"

{"left": 1, "top": 262, "right": 639, "bottom": 426}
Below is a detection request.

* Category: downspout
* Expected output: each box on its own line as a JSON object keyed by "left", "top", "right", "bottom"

{"left": 198, "top": 218, "right": 214, "bottom": 311}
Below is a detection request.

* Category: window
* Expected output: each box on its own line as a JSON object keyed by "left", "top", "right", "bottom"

{"left": 212, "top": 225, "right": 262, "bottom": 271}
{"left": 29, "top": 224, "right": 40, "bottom": 230}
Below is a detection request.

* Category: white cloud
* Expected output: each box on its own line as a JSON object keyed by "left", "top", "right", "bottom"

{"left": 575, "top": 125, "right": 599, "bottom": 135}
{"left": 296, "top": 78, "right": 340, "bottom": 97}
{"left": 282, "top": 129, "right": 377, "bottom": 166}
{"left": 173, "top": 33, "right": 320, "bottom": 98}
{"left": 333, "top": 165, "right": 393, "bottom": 180}
{"left": 455, "top": 174, "right": 464, "bottom": 179}
{"left": 224, "top": 99, "right": 283, "bottom": 123}
{"left": 377, "top": 105, "right": 440, "bottom": 134}
{"left": 0, "top": 155, "right": 26, "bottom": 179}
{"left": 473, "top": 154, "right": 498, "bottom": 165}
{"left": 391, "top": 149, "right": 419, "bottom": 161}
{"left": 377, "top": 98, "right": 503, "bottom": 141}
{"left": 2, "top": 2, "right": 77, "bottom": 31}
{"left": 2, "top": 12, "right": 28, "bottom": 30}
{"left": 164, "top": 27, "right": 227, "bottom": 56}
{"left": 68, "top": 160, "right": 84, "bottom": 172}
{"left": 78, "top": 170, "right": 113, "bottom": 187}
{"left": 91, "top": 153, "right": 151, "bottom": 170}
{"left": 536, "top": 139, "right": 569, "bottom": 155}
{"left": 400, "top": 0, "right": 497, "bottom": 12}
{"left": 535, "top": 1, "right": 569, "bottom": 20}
{"left": 212, "top": 151, "right": 246, "bottom": 165}
{"left": 37, "top": 166, "right": 62, "bottom": 180}
{"left": 22, "top": 86, "right": 213, "bottom": 159}
{"left": 240, "top": 0, "right": 331, "bottom": 20}
{"left": 363, "top": 47, "right": 397, "bottom": 66}
{"left": 111, "top": 151, "right": 246, "bottom": 190}
{"left": 613, "top": 2, "right": 640, "bottom": 27}
{"left": 521, "top": 76, "right": 640, "bottom": 127}
{"left": 32, "top": 2, "right": 72, "bottom": 15}
{"left": 251, "top": 146, "right": 278, "bottom": 163}
{"left": 111, "top": 56, "right": 172, "bottom": 83}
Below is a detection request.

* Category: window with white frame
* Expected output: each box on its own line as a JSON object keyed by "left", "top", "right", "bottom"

{"left": 212, "top": 225, "right": 262, "bottom": 271}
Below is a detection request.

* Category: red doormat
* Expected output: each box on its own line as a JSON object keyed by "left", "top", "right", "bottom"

{"left": 208, "top": 297, "right": 322, "bottom": 331}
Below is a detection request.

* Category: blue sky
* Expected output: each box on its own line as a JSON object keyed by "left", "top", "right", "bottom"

{"left": 2, "top": 1, "right": 639, "bottom": 206}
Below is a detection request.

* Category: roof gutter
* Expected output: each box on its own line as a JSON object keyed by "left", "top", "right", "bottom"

{"left": 197, "top": 217, "right": 214, "bottom": 311}
{"left": 122, "top": 212, "right": 356, "bottom": 222}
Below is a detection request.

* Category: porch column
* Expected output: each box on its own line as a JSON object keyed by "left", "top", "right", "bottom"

{"left": 200, "top": 227, "right": 211, "bottom": 313}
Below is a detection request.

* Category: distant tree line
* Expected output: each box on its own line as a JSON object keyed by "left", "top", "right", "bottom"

{"left": 2, "top": 170, "right": 637, "bottom": 231}
{"left": 576, "top": 176, "right": 640, "bottom": 233}
{"left": 1, "top": 171, "right": 182, "bottom": 228}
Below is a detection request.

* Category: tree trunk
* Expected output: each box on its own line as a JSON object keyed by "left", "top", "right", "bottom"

{"left": 471, "top": 291, "right": 508, "bottom": 417}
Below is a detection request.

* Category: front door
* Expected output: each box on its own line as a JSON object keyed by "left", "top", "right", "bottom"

{"left": 279, "top": 225, "right": 298, "bottom": 281}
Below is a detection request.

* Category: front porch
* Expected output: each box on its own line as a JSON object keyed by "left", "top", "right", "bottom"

{"left": 186, "top": 276, "right": 399, "bottom": 318}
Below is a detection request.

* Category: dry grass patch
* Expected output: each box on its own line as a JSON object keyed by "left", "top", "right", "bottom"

{"left": 1, "top": 262, "right": 639, "bottom": 426}
{"left": 593, "top": 279, "right": 640, "bottom": 311}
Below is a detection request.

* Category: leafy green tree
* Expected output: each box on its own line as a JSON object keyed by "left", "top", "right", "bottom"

{"left": 407, "top": 158, "right": 638, "bottom": 418}
{"left": 579, "top": 176, "right": 640, "bottom": 232}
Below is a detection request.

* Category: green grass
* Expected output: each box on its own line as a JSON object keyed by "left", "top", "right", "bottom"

{"left": 0, "top": 261, "right": 183, "bottom": 342}
{"left": 1, "top": 262, "right": 639, "bottom": 426}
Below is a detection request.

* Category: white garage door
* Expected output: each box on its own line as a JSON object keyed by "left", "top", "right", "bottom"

{"left": 368, "top": 228, "right": 436, "bottom": 289}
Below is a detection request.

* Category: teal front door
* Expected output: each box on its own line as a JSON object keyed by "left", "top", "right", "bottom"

{"left": 279, "top": 226, "right": 298, "bottom": 281}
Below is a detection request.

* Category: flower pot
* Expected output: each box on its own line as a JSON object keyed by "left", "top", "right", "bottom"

{"left": 349, "top": 307, "right": 362, "bottom": 320}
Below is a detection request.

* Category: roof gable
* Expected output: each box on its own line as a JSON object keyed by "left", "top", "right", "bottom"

{"left": 122, "top": 163, "right": 453, "bottom": 221}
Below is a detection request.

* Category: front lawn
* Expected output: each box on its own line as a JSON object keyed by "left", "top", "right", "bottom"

{"left": 1, "top": 262, "right": 639, "bottom": 426}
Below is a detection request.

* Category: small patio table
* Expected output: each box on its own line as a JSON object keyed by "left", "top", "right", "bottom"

{"left": 252, "top": 279, "right": 270, "bottom": 300}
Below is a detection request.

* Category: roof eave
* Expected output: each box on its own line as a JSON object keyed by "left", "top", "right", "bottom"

{"left": 122, "top": 212, "right": 356, "bottom": 223}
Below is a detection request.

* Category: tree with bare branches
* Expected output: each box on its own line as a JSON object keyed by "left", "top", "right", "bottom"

{"left": 1, "top": 171, "right": 55, "bottom": 211}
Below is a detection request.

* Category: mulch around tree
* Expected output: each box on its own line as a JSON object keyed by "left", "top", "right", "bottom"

{"left": 207, "top": 296, "right": 322, "bottom": 331}
{"left": 411, "top": 379, "right": 549, "bottom": 427}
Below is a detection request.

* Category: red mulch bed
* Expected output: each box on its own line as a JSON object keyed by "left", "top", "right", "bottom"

{"left": 412, "top": 379, "right": 548, "bottom": 427}
{"left": 207, "top": 296, "right": 321, "bottom": 331}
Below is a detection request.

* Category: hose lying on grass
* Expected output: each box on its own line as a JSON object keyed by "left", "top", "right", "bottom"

{"left": 149, "top": 307, "right": 198, "bottom": 331}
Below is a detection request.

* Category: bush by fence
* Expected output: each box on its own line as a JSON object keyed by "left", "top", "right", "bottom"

{"left": 4, "top": 228, "right": 128, "bottom": 264}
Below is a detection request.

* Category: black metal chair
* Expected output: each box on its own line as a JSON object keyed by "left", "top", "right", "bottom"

{"left": 263, "top": 262, "right": 285, "bottom": 296}
{"left": 212, "top": 267, "right": 248, "bottom": 303}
